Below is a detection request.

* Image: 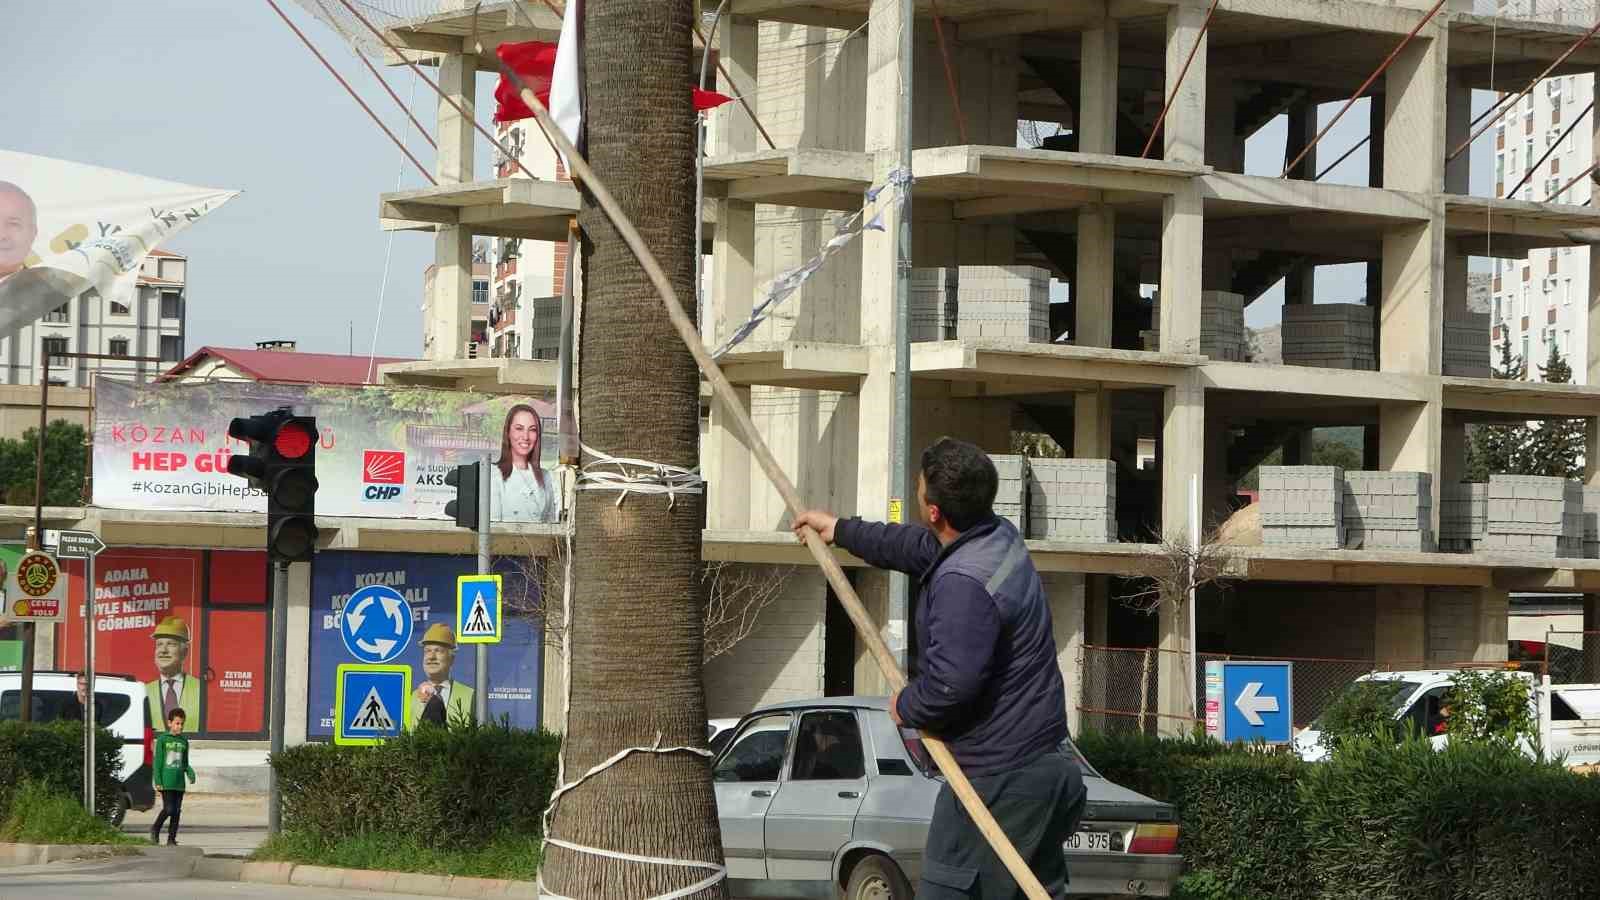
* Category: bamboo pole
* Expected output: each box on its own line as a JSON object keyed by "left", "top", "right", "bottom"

{"left": 469, "top": 29, "right": 1055, "bottom": 900}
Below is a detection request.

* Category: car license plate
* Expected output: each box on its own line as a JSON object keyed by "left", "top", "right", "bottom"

{"left": 1066, "top": 831, "right": 1111, "bottom": 852}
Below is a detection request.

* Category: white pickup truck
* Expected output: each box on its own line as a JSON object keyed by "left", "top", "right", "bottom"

{"left": 1293, "top": 669, "right": 1600, "bottom": 770}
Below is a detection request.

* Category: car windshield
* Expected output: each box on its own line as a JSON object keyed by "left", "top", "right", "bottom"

{"left": 1310, "top": 679, "right": 1421, "bottom": 730}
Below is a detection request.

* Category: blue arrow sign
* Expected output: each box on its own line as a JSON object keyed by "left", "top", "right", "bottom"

{"left": 339, "top": 585, "right": 414, "bottom": 664}
{"left": 456, "top": 575, "right": 502, "bottom": 644}
{"left": 335, "top": 664, "right": 409, "bottom": 745}
{"left": 1220, "top": 661, "right": 1294, "bottom": 745}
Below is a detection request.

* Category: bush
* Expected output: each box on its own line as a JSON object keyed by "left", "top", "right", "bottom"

{"left": 1442, "top": 670, "right": 1535, "bottom": 747}
{"left": 1315, "top": 678, "right": 1413, "bottom": 751}
{"left": 254, "top": 831, "right": 542, "bottom": 881}
{"left": 271, "top": 721, "right": 561, "bottom": 847}
{"left": 0, "top": 780, "right": 141, "bottom": 846}
{"left": 1073, "top": 729, "right": 1229, "bottom": 803}
{"left": 0, "top": 722, "right": 123, "bottom": 822}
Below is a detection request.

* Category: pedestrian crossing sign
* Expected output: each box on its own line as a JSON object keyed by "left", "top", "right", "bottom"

{"left": 334, "top": 663, "right": 410, "bottom": 746}
{"left": 456, "top": 574, "right": 503, "bottom": 644}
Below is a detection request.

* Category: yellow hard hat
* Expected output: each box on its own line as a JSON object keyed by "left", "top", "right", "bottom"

{"left": 420, "top": 623, "right": 456, "bottom": 648}
{"left": 152, "top": 616, "right": 190, "bottom": 642}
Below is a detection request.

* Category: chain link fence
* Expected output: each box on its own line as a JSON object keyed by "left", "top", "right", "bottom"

{"left": 1542, "top": 630, "right": 1600, "bottom": 684}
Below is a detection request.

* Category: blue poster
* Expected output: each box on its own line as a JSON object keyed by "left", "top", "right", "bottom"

{"left": 307, "top": 550, "right": 542, "bottom": 739}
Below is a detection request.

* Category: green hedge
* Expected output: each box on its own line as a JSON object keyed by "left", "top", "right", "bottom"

{"left": 1077, "top": 730, "right": 1600, "bottom": 900}
{"left": 0, "top": 721, "right": 122, "bottom": 821}
{"left": 271, "top": 722, "right": 561, "bottom": 846}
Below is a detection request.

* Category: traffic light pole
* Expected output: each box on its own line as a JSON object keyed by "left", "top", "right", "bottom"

{"left": 267, "top": 559, "right": 289, "bottom": 834}
{"left": 474, "top": 452, "right": 491, "bottom": 724}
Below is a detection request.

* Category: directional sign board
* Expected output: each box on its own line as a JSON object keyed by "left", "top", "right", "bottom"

{"left": 335, "top": 663, "right": 410, "bottom": 745}
{"left": 339, "top": 585, "right": 414, "bottom": 664}
{"left": 7, "top": 550, "right": 66, "bottom": 622}
{"left": 456, "top": 575, "right": 502, "bottom": 644}
{"left": 55, "top": 530, "right": 106, "bottom": 559}
{"left": 1206, "top": 660, "right": 1294, "bottom": 745}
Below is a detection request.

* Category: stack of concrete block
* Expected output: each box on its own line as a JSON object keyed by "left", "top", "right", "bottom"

{"left": 1282, "top": 303, "right": 1377, "bottom": 370}
{"left": 909, "top": 267, "right": 958, "bottom": 342}
{"left": 1560, "top": 480, "right": 1585, "bottom": 559}
{"left": 1259, "top": 465, "right": 1344, "bottom": 549}
{"left": 1027, "top": 458, "right": 1117, "bottom": 542}
{"left": 956, "top": 265, "right": 1050, "bottom": 342}
{"left": 1442, "top": 311, "right": 1491, "bottom": 378}
{"left": 1584, "top": 487, "right": 1600, "bottom": 559}
{"left": 529, "top": 295, "right": 561, "bottom": 360}
{"left": 1141, "top": 291, "right": 1246, "bottom": 360}
{"left": 991, "top": 454, "right": 1029, "bottom": 533}
{"left": 1341, "top": 471, "right": 1435, "bottom": 552}
{"left": 1482, "top": 474, "right": 1579, "bottom": 557}
{"left": 1440, "top": 482, "right": 1488, "bottom": 552}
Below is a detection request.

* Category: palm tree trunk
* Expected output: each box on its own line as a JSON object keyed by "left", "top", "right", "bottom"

{"left": 541, "top": 0, "right": 725, "bottom": 896}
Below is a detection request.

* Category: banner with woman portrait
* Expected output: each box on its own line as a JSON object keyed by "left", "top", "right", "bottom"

{"left": 0, "top": 151, "right": 237, "bottom": 334}
{"left": 92, "top": 379, "right": 563, "bottom": 523}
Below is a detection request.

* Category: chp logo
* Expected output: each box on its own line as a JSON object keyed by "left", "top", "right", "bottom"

{"left": 362, "top": 450, "right": 405, "bottom": 501}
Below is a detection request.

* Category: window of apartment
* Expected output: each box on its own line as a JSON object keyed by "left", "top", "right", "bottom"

{"left": 1521, "top": 335, "right": 1530, "bottom": 369}
{"left": 1548, "top": 78, "right": 1562, "bottom": 98}
{"left": 472, "top": 279, "right": 489, "bottom": 305}
{"left": 42, "top": 303, "right": 69, "bottom": 324}
{"left": 159, "top": 335, "right": 183, "bottom": 363}
{"left": 1496, "top": 155, "right": 1506, "bottom": 183}
{"left": 1525, "top": 139, "right": 1535, "bottom": 167}
{"left": 1563, "top": 278, "right": 1572, "bottom": 306}
{"left": 108, "top": 338, "right": 129, "bottom": 357}
{"left": 1494, "top": 297, "right": 1503, "bottom": 321}
{"left": 41, "top": 336, "right": 68, "bottom": 366}
{"left": 1510, "top": 148, "right": 1519, "bottom": 172}
{"left": 159, "top": 291, "right": 181, "bottom": 320}
{"left": 1565, "top": 329, "right": 1572, "bottom": 354}
{"left": 1520, "top": 286, "right": 1530, "bottom": 316}
{"left": 109, "top": 299, "right": 130, "bottom": 316}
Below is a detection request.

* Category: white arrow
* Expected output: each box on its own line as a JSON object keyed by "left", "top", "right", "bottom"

{"left": 379, "top": 594, "right": 404, "bottom": 627}
{"left": 356, "top": 637, "right": 396, "bottom": 657}
{"left": 345, "top": 596, "right": 374, "bottom": 634}
{"left": 1234, "top": 682, "right": 1280, "bottom": 727}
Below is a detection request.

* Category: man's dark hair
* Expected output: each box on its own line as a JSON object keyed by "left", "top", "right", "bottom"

{"left": 919, "top": 438, "right": 998, "bottom": 531}
{"left": 167, "top": 708, "right": 186, "bottom": 723}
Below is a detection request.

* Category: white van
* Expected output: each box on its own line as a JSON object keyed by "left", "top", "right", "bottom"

{"left": 1294, "top": 669, "right": 1600, "bottom": 770}
{"left": 0, "top": 670, "right": 156, "bottom": 824}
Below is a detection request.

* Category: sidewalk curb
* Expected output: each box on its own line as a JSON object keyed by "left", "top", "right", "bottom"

{"left": 190, "top": 855, "right": 539, "bottom": 898}
{"left": 0, "top": 842, "right": 199, "bottom": 868}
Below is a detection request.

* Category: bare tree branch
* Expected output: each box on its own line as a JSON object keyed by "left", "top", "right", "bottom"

{"left": 1119, "top": 524, "right": 1240, "bottom": 617}
{"left": 504, "top": 537, "right": 793, "bottom": 662}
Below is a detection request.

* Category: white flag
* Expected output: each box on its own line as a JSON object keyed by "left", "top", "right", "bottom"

{"left": 548, "top": 0, "right": 584, "bottom": 161}
{"left": 0, "top": 150, "right": 239, "bottom": 335}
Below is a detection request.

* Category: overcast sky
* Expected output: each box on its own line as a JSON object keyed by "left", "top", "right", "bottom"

{"left": 8, "top": 2, "right": 1498, "bottom": 350}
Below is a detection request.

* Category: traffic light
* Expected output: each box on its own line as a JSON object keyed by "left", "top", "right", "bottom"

{"left": 444, "top": 462, "right": 480, "bottom": 530}
{"left": 227, "top": 409, "right": 319, "bottom": 562}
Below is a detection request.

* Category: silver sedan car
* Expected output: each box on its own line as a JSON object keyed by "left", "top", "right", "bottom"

{"left": 713, "top": 697, "right": 1183, "bottom": 899}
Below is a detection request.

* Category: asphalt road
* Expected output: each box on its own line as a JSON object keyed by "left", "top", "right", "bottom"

{"left": 0, "top": 855, "right": 429, "bottom": 900}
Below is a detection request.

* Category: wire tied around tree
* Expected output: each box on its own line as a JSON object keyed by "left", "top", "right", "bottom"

{"left": 574, "top": 443, "right": 704, "bottom": 509}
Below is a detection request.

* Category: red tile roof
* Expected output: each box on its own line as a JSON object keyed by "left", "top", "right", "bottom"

{"left": 159, "top": 346, "right": 416, "bottom": 386}
{"left": 148, "top": 248, "right": 186, "bottom": 259}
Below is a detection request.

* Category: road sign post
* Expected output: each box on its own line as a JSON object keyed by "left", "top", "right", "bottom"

{"left": 56, "top": 530, "right": 105, "bottom": 817}
{"left": 474, "top": 452, "right": 491, "bottom": 723}
{"left": 268, "top": 561, "right": 288, "bottom": 834}
{"left": 1207, "top": 660, "right": 1294, "bottom": 745}
{"left": 335, "top": 664, "right": 411, "bottom": 745}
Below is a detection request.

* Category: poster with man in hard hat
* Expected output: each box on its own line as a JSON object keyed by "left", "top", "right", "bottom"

{"left": 410, "top": 623, "right": 476, "bottom": 728}
{"left": 147, "top": 615, "right": 201, "bottom": 733}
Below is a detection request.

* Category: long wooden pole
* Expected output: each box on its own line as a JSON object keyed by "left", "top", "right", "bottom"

{"left": 472, "top": 33, "right": 1054, "bottom": 900}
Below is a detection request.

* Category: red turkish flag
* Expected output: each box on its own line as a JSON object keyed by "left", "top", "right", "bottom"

{"left": 493, "top": 40, "right": 733, "bottom": 125}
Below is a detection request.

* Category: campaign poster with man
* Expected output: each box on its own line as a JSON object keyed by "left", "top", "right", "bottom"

{"left": 0, "top": 151, "right": 236, "bottom": 334}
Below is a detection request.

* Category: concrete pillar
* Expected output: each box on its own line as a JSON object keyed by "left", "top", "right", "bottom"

{"left": 1445, "top": 77, "right": 1472, "bottom": 196}
{"left": 1369, "top": 91, "right": 1386, "bottom": 189}
{"left": 1044, "top": 573, "right": 1086, "bottom": 737}
{"left": 1163, "top": 5, "right": 1208, "bottom": 164}
{"left": 856, "top": 0, "right": 910, "bottom": 520}
{"left": 705, "top": 18, "right": 759, "bottom": 532}
{"left": 1205, "top": 71, "right": 1238, "bottom": 173}
{"left": 1078, "top": 21, "right": 1118, "bottom": 156}
{"left": 1473, "top": 588, "right": 1510, "bottom": 663}
{"left": 1076, "top": 205, "right": 1115, "bottom": 348}
{"left": 1285, "top": 101, "right": 1316, "bottom": 180}
{"left": 852, "top": 569, "right": 894, "bottom": 697}
{"left": 1379, "top": 390, "right": 1442, "bottom": 533}
{"left": 1074, "top": 390, "right": 1112, "bottom": 459}
{"left": 1375, "top": 585, "right": 1426, "bottom": 666}
{"left": 1159, "top": 183, "right": 1204, "bottom": 355}
{"left": 426, "top": 51, "right": 477, "bottom": 361}
{"left": 542, "top": 636, "right": 567, "bottom": 733}
{"left": 1157, "top": 375, "right": 1204, "bottom": 734}
{"left": 283, "top": 561, "right": 311, "bottom": 747}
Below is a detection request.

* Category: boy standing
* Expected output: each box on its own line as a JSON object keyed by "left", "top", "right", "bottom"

{"left": 150, "top": 708, "right": 196, "bottom": 845}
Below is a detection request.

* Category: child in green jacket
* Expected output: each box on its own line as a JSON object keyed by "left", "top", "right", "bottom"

{"left": 150, "top": 708, "right": 196, "bottom": 845}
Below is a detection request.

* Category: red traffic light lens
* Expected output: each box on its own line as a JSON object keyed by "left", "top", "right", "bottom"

{"left": 274, "top": 422, "right": 315, "bottom": 459}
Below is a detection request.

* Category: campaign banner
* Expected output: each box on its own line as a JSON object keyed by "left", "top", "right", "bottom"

{"left": 93, "top": 379, "right": 562, "bottom": 523}
{"left": 306, "top": 551, "right": 542, "bottom": 739}
{"left": 0, "top": 151, "right": 237, "bottom": 334}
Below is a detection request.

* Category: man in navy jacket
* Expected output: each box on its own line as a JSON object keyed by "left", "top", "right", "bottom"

{"left": 794, "top": 437, "right": 1085, "bottom": 898}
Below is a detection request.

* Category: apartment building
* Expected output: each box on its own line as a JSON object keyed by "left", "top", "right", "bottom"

{"left": 1491, "top": 61, "right": 1593, "bottom": 382}
{"left": 0, "top": 248, "right": 188, "bottom": 387}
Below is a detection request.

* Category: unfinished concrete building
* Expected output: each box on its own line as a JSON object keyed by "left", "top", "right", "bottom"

{"left": 376, "top": 1, "right": 1600, "bottom": 734}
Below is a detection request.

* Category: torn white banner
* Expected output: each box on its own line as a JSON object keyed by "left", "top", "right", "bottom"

{"left": 0, "top": 150, "right": 239, "bottom": 335}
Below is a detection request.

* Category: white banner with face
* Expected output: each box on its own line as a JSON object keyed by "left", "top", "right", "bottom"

{"left": 0, "top": 150, "right": 238, "bottom": 334}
